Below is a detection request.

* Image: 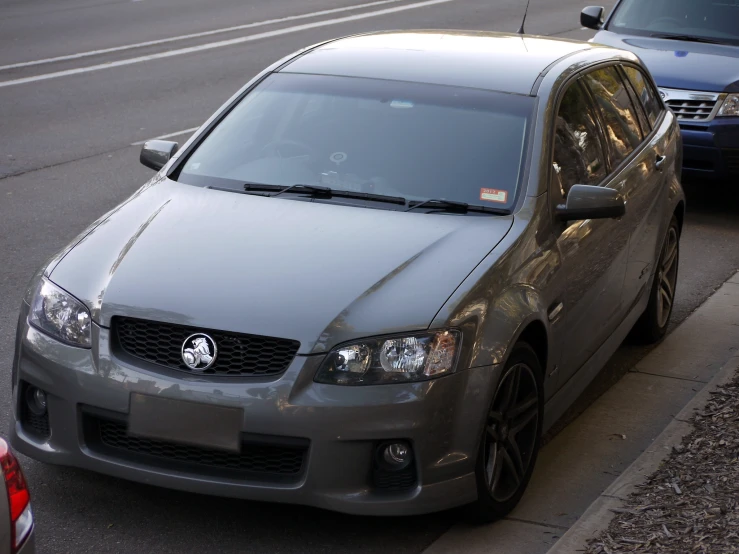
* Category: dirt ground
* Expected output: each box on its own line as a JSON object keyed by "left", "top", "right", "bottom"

{"left": 586, "top": 370, "right": 739, "bottom": 554}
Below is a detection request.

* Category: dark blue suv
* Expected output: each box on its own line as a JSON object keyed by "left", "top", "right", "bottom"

{"left": 582, "top": 0, "right": 739, "bottom": 181}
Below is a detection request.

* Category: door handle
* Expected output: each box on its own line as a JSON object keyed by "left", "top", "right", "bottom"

{"left": 655, "top": 155, "right": 667, "bottom": 171}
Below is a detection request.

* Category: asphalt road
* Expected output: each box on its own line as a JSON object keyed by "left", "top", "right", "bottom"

{"left": 1, "top": 0, "right": 738, "bottom": 552}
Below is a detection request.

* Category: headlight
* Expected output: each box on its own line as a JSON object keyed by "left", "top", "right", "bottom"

{"left": 315, "top": 330, "right": 461, "bottom": 385}
{"left": 28, "top": 277, "right": 91, "bottom": 348}
{"left": 718, "top": 94, "right": 739, "bottom": 117}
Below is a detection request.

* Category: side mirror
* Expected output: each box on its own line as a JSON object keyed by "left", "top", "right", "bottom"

{"left": 581, "top": 6, "right": 605, "bottom": 30}
{"left": 140, "top": 140, "right": 179, "bottom": 171}
{"left": 555, "top": 184, "right": 625, "bottom": 222}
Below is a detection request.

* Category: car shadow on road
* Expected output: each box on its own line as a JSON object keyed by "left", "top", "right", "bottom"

{"left": 30, "top": 459, "right": 462, "bottom": 553}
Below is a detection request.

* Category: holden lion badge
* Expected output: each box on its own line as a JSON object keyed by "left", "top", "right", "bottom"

{"left": 181, "top": 333, "right": 217, "bottom": 371}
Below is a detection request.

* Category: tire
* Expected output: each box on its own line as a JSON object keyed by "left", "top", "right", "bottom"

{"left": 472, "top": 342, "right": 544, "bottom": 522}
{"left": 631, "top": 215, "right": 680, "bottom": 344}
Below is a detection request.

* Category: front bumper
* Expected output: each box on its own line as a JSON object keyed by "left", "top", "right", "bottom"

{"left": 9, "top": 302, "right": 498, "bottom": 516}
{"left": 679, "top": 118, "right": 739, "bottom": 180}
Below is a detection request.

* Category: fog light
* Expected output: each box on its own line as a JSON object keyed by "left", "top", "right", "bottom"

{"left": 25, "top": 387, "right": 47, "bottom": 416}
{"left": 379, "top": 441, "right": 412, "bottom": 470}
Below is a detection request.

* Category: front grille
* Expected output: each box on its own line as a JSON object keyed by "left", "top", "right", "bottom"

{"left": 724, "top": 149, "right": 739, "bottom": 175}
{"left": 19, "top": 382, "right": 50, "bottom": 439}
{"left": 666, "top": 99, "right": 718, "bottom": 121}
{"left": 372, "top": 465, "right": 418, "bottom": 492}
{"left": 83, "top": 412, "right": 308, "bottom": 482}
{"left": 114, "top": 317, "right": 300, "bottom": 377}
{"left": 22, "top": 411, "right": 50, "bottom": 439}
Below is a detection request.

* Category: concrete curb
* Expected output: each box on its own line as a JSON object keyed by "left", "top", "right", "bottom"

{"left": 546, "top": 354, "right": 739, "bottom": 554}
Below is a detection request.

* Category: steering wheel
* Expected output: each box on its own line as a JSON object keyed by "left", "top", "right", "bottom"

{"left": 260, "top": 139, "right": 316, "bottom": 160}
{"left": 650, "top": 17, "right": 684, "bottom": 28}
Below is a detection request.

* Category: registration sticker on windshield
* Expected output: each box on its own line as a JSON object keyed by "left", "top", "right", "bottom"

{"left": 480, "top": 188, "right": 508, "bottom": 203}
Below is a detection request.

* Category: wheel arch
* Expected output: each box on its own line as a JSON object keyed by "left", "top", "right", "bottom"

{"left": 459, "top": 283, "right": 553, "bottom": 375}
{"left": 514, "top": 320, "right": 549, "bottom": 377}
{"left": 674, "top": 201, "right": 685, "bottom": 235}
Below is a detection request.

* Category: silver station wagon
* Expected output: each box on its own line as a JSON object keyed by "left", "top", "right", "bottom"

{"left": 10, "top": 31, "right": 684, "bottom": 520}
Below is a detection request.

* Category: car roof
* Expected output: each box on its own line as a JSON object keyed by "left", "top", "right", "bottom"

{"left": 279, "top": 30, "right": 597, "bottom": 96}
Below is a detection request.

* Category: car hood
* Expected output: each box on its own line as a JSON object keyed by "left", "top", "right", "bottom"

{"left": 49, "top": 178, "right": 514, "bottom": 354}
{"left": 593, "top": 31, "right": 739, "bottom": 92}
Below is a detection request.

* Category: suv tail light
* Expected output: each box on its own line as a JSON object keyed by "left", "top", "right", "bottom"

{"left": 0, "top": 439, "right": 33, "bottom": 552}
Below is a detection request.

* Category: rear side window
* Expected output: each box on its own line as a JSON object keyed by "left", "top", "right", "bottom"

{"left": 583, "top": 67, "right": 644, "bottom": 168}
{"left": 622, "top": 66, "right": 663, "bottom": 128}
{"left": 552, "top": 81, "right": 607, "bottom": 199}
{"left": 620, "top": 70, "right": 650, "bottom": 135}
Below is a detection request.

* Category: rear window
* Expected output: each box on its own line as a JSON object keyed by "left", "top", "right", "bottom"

{"left": 582, "top": 67, "right": 644, "bottom": 167}
{"left": 622, "top": 66, "right": 663, "bottom": 128}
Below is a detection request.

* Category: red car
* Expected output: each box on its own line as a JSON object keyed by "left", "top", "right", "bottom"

{"left": 0, "top": 438, "right": 34, "bottom": 554}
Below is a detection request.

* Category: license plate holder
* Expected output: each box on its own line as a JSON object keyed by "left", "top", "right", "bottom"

{"left": 128, "top": 393, "right": 243, "bottom": 453}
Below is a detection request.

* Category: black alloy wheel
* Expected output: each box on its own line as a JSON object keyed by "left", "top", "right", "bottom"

{"left": 632, "top": 215, "right": 680, "bottom": 344}
{"left": 473, "top": 342, "right": 543, "bottom": 522}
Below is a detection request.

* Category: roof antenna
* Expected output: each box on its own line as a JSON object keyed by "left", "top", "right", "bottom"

{"left": 517, "top": 0, "right": 532, "bottom": 34}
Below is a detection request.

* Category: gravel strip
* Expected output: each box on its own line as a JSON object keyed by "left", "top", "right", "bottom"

{"left": 586, "top": 370, "right": 739, "bottom": 554}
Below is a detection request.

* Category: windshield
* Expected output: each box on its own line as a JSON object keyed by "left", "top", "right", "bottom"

{"left": 177, "top": 73, "right": 534, "bottom": 211}
{"left": 608, "top": 0, "right": 739, "bottom": 45}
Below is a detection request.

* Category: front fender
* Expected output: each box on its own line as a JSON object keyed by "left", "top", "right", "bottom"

{"left": 456, "top": 284, "right": 549, "bottom": 369}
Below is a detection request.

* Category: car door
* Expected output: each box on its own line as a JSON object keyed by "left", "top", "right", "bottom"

{"left": 619, "top": 64, "right": 673, "bottom": 307}
{"left": 551, "top": 76, "right": 630, "bottom": 382}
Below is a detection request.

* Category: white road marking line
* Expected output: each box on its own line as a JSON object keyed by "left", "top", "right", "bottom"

{"left": 0, "top": 0, "right": 454, "bottom": 89}
{"left": 0, "top": 0, "right": 404, "bottom": 71}
{"left": 131, "top": 127, "right": 199, "bottom": 146}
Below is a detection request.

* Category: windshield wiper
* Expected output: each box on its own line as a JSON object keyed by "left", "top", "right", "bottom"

{"left": 214, "top": 183, "right": 406, "bottom": 206}
{"left": 406, "top": 199, "right": 510, "bottom": 215}
{"left": 206, "top": 184, "right": 270, "bottom": 196}
{"left": 245, "top": 182, "right": 332, "bottom": 198}
{"left": 272, "top": 184, "right": 330, "bottom": 197}
{"left": 650, "top": 33, "right": 724, "bottom": 44}
{"left": 240, "top": 182, "right": 407, "bottom": 205}
{"left": 206, "top": 183, "right": 327, "bottom": 197}
{"left": 329, "top": 190, "right": 406, "bottom": 206}
{"left": 209, "top": 185, "right": 508, "bottom": 213}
